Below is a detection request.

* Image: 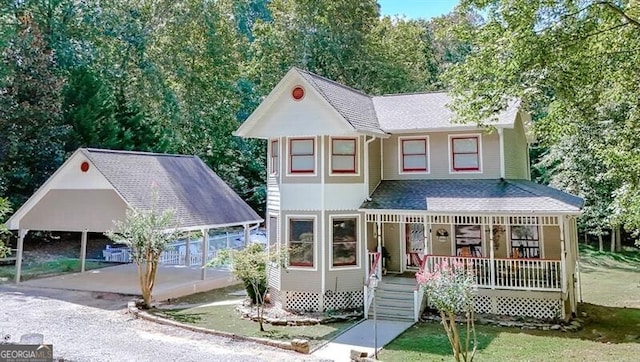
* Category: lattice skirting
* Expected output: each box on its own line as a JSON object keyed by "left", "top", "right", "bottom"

{"left": 324, "top": 290, "right": 363, "bottom": 311}
{"left": 282, "top": 291, "right": 320, "bottom": 312}
{"left": 495, "top": 296, "right": 562, "bottom": 320}
{"left": 428, "top": 295, "right": 562, "bottom": 320}
{"left": 473, "top": 295, "right": 493, "bottom": 314}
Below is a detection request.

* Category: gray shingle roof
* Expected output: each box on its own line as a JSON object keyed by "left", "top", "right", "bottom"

{"left": 294, "top": 68, "right": 521, "bottom": 134}
{"left": 82, "top": 148, "right": 262, "bottom": 229}
{"left": 360, "top": 179, "right": 583, "bottom": 214}
{"left": 296, "top": 68, "right": 383, "bottom": 135}
{"left": 372, "top": 93, "right": 519, "bottom": 131}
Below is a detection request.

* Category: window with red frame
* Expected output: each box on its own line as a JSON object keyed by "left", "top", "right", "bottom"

{"left": 451, "top": 136, "right": 479, "bottom": 171}
{"left": 289, "top": 218, "right": 314, "bottom": 267}
{"left": 289, "top": 138, "right": 315, "bottom": 173}
{"left": 331, "top": 138, "right": 356, "bottom": 173}
{"left": 401, "top": 138, "right": 428, "bottom": 172}
{"left": 270, "top": 140, "right": 279, "bottom": 175}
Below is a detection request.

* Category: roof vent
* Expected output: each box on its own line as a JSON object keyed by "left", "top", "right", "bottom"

{"left": 292, "top": 86, "right": 305, "bottom": 101}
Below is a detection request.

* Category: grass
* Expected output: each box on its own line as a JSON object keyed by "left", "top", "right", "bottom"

{"left": 380, "top": 243, "right": 640, "bottom": 361}
{"left": 0, "top": 258, "right": 111, "bottom": 282}
{"left": 155, "top": 285, "right": 358, "bottom": 348}
{"left": 155, "top": 304, "right": 355, "bottom": 349}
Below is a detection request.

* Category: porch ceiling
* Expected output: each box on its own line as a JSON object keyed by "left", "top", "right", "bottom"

{"left": 360, "top": 179, "right": 583, "bottom": 214}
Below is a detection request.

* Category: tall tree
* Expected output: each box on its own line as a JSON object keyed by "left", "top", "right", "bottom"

{"left": 0, "top": 12, "right": 68, "bottom": 207}
{"left": 445, "top": 0, "right": 640, "bottom": 234}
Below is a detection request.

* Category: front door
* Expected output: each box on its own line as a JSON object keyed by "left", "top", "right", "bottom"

{"left": 405, "top": 223, "right": 424, "bottom": 269}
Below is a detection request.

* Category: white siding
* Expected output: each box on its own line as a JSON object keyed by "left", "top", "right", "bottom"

{"left": 266, "top": 176, "right": 281, "bottom": 210}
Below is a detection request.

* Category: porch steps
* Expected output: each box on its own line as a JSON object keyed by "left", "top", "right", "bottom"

{"left": 372, "top": 276, "right": 416, "bottom": 322}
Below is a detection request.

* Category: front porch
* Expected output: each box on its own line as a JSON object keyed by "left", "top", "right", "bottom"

{"left": 363, "top": 213, "right": 579, "bottom": 321}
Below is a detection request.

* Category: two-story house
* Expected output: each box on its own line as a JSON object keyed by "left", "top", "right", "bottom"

{"left": 235, "top": 68, "right": 583, "bottom": 322}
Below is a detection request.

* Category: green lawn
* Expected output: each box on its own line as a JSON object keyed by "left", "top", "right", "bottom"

{"left": 156, "top": 304, "right": 355, "bottom": 349}
{"left": 0, "top": 258, "right": 110, "bottom": 282}
{"left": 380, "top": 244, "right": 640, "bottom": 361}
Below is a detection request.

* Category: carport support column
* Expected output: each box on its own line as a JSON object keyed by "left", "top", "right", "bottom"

{"left": 201, "top": 228, "right": 209, "bottom": 280}
{"left": 185, "top": 231, "right": 191, "bottom": 266}
{"left": 80, "top": 230, "right": 88, "bottom": 273}
{"left": 15, "top": 229, "right": 26, "bottom": 283}
{"left": 243, "top": 224, "right": 250, "bottom": 247}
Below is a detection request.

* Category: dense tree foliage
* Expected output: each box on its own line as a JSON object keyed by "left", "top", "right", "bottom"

{"left": 446, "top": 0, "right": 640, "bottom": 238}
{"left": 0, "top": 0, "right": 451, "bottom": 216}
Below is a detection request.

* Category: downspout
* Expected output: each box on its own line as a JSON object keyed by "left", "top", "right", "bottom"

{"left": 498, "top": 128, "right": 505, "bottom": 179}
{"left": 320, "top": 135, "right": 326, "bottom": 311}
{"left": 364, "top": 135, "right": 376, "bottom": 198}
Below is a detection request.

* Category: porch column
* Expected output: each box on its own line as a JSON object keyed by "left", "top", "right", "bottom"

{"left": 559, "top": 217, "right": 567, "bottom": 295}
{"left": 80, "top": 230, "right": 88, "bottom": 273}
{"left": 185, "top": 231, "right": 191, "bottom": 266}
{"left": 201, "top": 228, "right": 209, "bottom": 280}
{"left": 424, "top": 216, "right": 431, "bottom": 256}
{"left": 376, "top": 220, "right": 382, "bottom": 277}
{"left": 14, "top": 229, "right": 26, "bottom": 283}
{"left": 488, "top": 217, "right": 495, "bottom": 289}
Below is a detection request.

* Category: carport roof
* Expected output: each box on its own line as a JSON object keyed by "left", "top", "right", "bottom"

{"left": 7, "top": 148, "right": 263, "bottom": 231}
{"left": 82, "top": 148, "right": 263, "bottom": 229}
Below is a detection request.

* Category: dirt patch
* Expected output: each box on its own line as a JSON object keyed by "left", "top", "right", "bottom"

{"left": 10, "top": 232, "right": 112, "bottom": 263}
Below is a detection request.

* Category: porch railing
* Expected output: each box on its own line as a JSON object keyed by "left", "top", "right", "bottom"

{"left": 423, "top": 255, "right": 562, "bottom": 291}
{"left": 364, "top": 251, "right": 381, "bottom": 318}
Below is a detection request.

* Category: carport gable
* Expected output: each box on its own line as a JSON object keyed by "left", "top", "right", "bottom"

{"left": 7, "top": 149, "right": 130, "bottom": 232}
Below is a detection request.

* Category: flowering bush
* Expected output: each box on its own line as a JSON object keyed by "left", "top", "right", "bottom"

{"left": 416, "top": 260, "right": 477, "bottom": 362}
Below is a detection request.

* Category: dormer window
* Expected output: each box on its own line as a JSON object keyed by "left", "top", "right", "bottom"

{"left": 399, "top": 136, "right": 429, "bottom": 173}
{"left": 451, "top": 135, "right": 481, "bottom": 172}
{"left": 331, "top": 138, "right": 357, "bottom": 174}
{"left": 289, "top": 138, "right": 315, "bottom": 174}
{"left": 270, "top": 139, "right": 279, "bottom": 175}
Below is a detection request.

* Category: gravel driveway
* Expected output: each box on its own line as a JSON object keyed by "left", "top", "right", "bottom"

{"left": 0, "top": 285, "right": 321, "bottom": 362}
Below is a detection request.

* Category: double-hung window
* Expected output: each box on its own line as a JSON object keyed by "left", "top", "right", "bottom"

{"left": 289, "top": 138, "right": 315, "bottom": 174}
{"left": 331, "top": 138, "right": 357, "bottom": 174}
{"left": 332, "top": 218, "right": 357, "bottom": 267}
{"left": 270, "top": 140, "right": 279, "bottom": 175}
{"left": 451, "top": 136, "right": 480, "bottom": 172}
{"left": 400, "top": 137, "right": 428, "bottom": 173}
{"left": 289, "top": 218, "right": 314, "bottom": 267}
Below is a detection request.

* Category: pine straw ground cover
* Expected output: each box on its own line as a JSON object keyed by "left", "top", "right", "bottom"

{"left": 152, "top": 285, "right": 358, "bottom": 349}
{"left": 380, "top": 244, "right": 640, "bottom": 361}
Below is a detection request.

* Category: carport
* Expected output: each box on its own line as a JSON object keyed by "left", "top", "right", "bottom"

{"left": 6, "top": 148, "right": 262, "bottom": 297}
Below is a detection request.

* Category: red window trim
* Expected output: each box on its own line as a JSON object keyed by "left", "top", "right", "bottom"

{"left": 451, "top": 136, "right": 480, "bottom": 171}
{"left": 289, "top": 138, "right": 315, "bottom": 174}
{"left": 289, "top": 218, "right": 314, "bottom": 267}
{"left": 270, "top": 140, "right": 278, "bottom": 175}
{"left": 331, "top": 138, "right": 357, "bottom": 174}
{"left": 401, "top": 138, "right": 428, "bottom": 172}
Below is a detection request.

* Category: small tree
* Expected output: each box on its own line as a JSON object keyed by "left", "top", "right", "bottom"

{"left": 209, "top": 242, "right": 286, "bottom": 332}
{"left": 105, "top": 187, "right": 178, "bottom": 308}
{"left": 416, "top": 260, "right": 477, "bottom": 362}
{"left": 0, "top": 198, "right": 11, "bottom": 258}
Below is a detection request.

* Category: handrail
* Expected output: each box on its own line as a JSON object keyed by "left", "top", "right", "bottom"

{"left": 423, "top": 255, "right": 563, "bottom": 291}
{"left": 364, "top": 251, "right": 381, "bottom": 319}
{"left": 365, "top": 252, "right": 381, "bottom": 287}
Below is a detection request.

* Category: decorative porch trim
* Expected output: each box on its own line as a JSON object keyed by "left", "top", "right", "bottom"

{"left": 364, "top": 212, "right": 562, "bottom": 226}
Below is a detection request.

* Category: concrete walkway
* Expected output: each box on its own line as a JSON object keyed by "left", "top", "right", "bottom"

{"left": 313, "top": 319, "right": 414, "bottom": 361}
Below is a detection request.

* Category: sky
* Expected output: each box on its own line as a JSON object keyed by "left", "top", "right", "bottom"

{"left": 377, "top": 0, "right": 459, "bottom": 19}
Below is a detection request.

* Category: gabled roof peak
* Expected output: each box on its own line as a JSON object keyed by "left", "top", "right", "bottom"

{"left": 292, "top": 67, "right": 372, "bottom": 99}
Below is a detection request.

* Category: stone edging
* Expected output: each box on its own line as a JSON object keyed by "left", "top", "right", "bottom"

{"left": 420, "top": 313, "right": 583, "bottom": 332}
{"left": 127, "top": 301, "right": 310, "bottom": 354}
